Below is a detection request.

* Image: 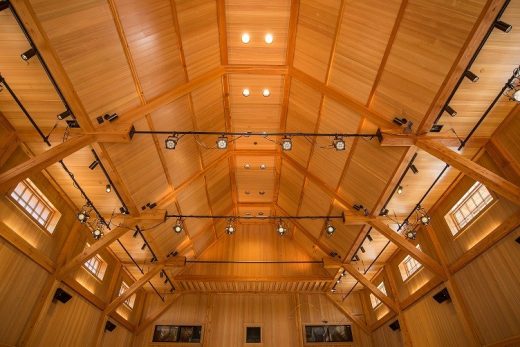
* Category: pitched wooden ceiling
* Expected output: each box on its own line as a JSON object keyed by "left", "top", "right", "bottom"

{"left": 0, "top": 0, "right": 519, "bottom": 295}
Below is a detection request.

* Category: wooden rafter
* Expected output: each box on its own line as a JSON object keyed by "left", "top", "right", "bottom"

{"left": 325, "top": 294, "right": 370, "bottom": 334}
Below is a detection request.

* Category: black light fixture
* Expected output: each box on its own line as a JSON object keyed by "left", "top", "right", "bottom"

{"left": 397, "top": 186, "right": 403, "bottom": 195}
{"left": 420, "top": 214, "right": 431, "bottom": 225}
{"left": 379, "top": 208, "right": 389, "bottom": 216}
{"left": 325, "top": 221, "right": 336, "bottom": 236}
{"left": 0, "top": 2, "right": 10, "bottom": 12}
{"left": 141, "top": 243, "right": 147, "bottom": 250}
{"left": 216, "top": 135, "right": 228, "bottom": 149}
{"left": 165, "top": 134, "right": 179, "bottom": 150}
{"left": 21, "top": 48, "right": 36, "bottom": 61}
{"left": 105, "top": 184, "right": 111, "bottom": 193}
{"left": 103, "top": 113, "right": 119, "bottom": 122}
{"left": 333, "top": 136, "right": 346, "bottom": 151}
{"left": 366, "top": 233, "right": 373, "bottom": 242}
{"left": 360, "top": 246, "right": 366, "bottom": 253}
{"left": 281, "top": 137, "right": 292, "bottom": 151}
{"left": 410, "top": 164, "right": 419, "bottom": 175}
{"left": 92, "top": 227, "right": 104, "bottom": 240}
{"left": 77, "top": 210, "right": 89, "bottom": 223}
{"left": 119, "top": 206, "right": 129, "bottom": 215}
{"left": 89, "top": 160, "right": 99, "bottom": 170}
{"left": 105, "top": 321, "right": 117, "bottom": 332}
{"left": 494, "top": 20, "right": 512, "bottom": 33}
{"left": 444, "top": 105, "right": 457, "bottom": 117}
{"left": 173, "top": 219, "right": 183, "bottom": 234}
{"left": 57, "top": 109, "right": 72, "bottom": 120}
{"left": 353, "top": 204, "right": 364, "bottom": 211}
{"left": 225, "top": 219, "right": 235, "bottom": 235}
{"left": 351, "top": 254, "right": 360, "bottom": 261}
{"left": 392, "top": 117, "right": 408, "bottom": 126}
{"left": 464, "top": 70, "right": 479, "bottom": 83}
{"left": 53, "top": 288, "right": 72, "bottom": 304}
{"left": 430, "top": 124, "right": 444, "bottom": 133}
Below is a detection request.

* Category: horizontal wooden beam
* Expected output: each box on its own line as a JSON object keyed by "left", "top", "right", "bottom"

{"left": 378, "top": 132, "right": 489, "bottom": 148}
{"left": 369, "top": 220, "right": 446, "bottom": 279}
{"left": 174, "top": 274, "right": 333, "bottom": 282}
{"left": 343, "top": 263, "right": 399, "bottom": 312}
{"left": 416, "top": 138, "right": 520, "bottom": 205}
{"left": 224, "top": 64, "right": 289, "bottom": 75}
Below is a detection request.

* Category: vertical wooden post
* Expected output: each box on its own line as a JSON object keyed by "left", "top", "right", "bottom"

{"left": 93, "top": 313, "right": 109, "bottom": 347}
{"left": 294, "top": 294, "right": 304, "bottom": 346}
{"left": 384, "top": 265, "right": 413, "bottom": 347}
{"left": 424, "top": 225, "right": 483, "bottom": 346}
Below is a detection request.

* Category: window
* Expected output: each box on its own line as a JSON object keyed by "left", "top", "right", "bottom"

{"left": 370, "top": 282, "right": 387, "bottom": 308}
{"left": 152, "top": 325, "right": 202, "bottom": 342}
{"left": 83, "top": 244, "right": 107, "bottom": 280}
{"left": 399, "top": 244, "right": 423, "bottom": 281}
{"left": 445, "top": 182, "right": 493, "bottom": 236}
{"left": 119, "top": 281, "right": 136, "bottom": 309}
{"left": 9, "top": 179, "right": 60, "bottom": 233}
{"left": 304, "top": 325, "right": 353, "bottom": 343}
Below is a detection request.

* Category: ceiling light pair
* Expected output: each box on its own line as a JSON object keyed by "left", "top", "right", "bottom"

{"left": 242, "top": 88, "right": 271, "bottom": 97}
{"left": 241, "top": 33, "right": 273, "bottom": 44}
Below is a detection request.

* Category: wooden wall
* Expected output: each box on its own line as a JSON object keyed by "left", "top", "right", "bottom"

{"left": 134, "top": 293, "right": 372, "bottom": 347}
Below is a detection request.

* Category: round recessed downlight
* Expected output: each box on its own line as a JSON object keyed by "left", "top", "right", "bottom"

{"left": 241, "top": 33, "right": 250, "bottom": 44}
{"left": 265, "top": 33, "right": 273, "bottom": 44}
{"left": 242, "top": 88, "right": 250, "bottom": 97}
{"left": 262, "top": 88, "right": 270, "bottom": 97}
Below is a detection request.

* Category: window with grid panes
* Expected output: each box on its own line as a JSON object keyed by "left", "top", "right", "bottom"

{"left": 370, "top": 281, "right": 387, "bottom": 308}
{"left": 10, "top": 179, "right": 57, "bottom": 232}
{"left": 119, "top": 281, "right": 136, "bottom": 309}
{"left": 399, "top": 244, "right": 423, "bottom": 281}
{"left": 83, "top": 243, "right": 107, "bottom": 280}
{"left": 445, "top": 182, "right": 493, "bottom": 236}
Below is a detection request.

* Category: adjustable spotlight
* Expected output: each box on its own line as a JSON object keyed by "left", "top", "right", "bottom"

{"left": 173, "top": 219, "right": 183, "bottom": 234}
{"left": 57, "top": 109, "right": 72, "bottom": 120}
{"left": 103, "top": 113, "right": 119, "bottom": 122}
{"left": 405, "top": 229, "right": 416, "bottom": 240}
{"left": 225, "top": 219, "right": 235, "bottom": 235}
{"left": 379, "top": 208, "right": 389, "bottom": 216}
{"left": 410, "top": 164, "right": 419, "bottom": 175}
{"left": 353, "top": 204, "right": 364, "bottom": 211}
{"left": 325, "top": 221, "right": 336, "bottom": 236}
{"left": 331, "top": 288, "right": 336, "bottom": 293}
{"left": 92, "top": 227, "right": 104, "bottom": 240}
{"left": 444, "top": 105, "right": 457, "bottom": 117}
{"left": 494, "top": 20, "right": 512, "bottom": 33}
{"left": 281, "top": 137, "right": 292, "bottom": 151}
{"left": 77, "top": 210, "right": 89, "bottom": 223}
{"left": 141, "top": 243, "right": 147, "bottom": 250}
{"left": 333, "top": 136, "right": 346, "bottom": 151}
{"left": 464, "top": 70, "right": 479, "bottom": 83}
{"left": 119, "top": 207, "right": 128, "bottom": 215}
{"left": 351, "top": 254, "right": 360, "bottom": 261}
{"left": 165, "top": 134, "right": 179, "bottom": 150}
{"left": 21, "top": 48, "right": 36, "bottom": 61}
{"left": 89, "top": 160, "right": 99, "bottom": 170}
{"left": 105, "top": 184, "right": 111, "bottom": 193}
{"left": 360, "top": 246, "right": 366, "bottom": 253}
{"left": 392, "top": 117, "right": 408, "bottom": 126}
{"left": 366, "top": 233, "right": 373, "bottom": 242}
{"left": 216, "top": 135, "right": 228, "bottom": 149}
{"left": 397, "top": 186, "right": 403, "bottom": 195}
{"left": 277, "top": 220, "right": 287, "bottom": 236}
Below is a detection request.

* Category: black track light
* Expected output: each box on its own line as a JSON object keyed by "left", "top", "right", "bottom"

{"left": 444, "top": 105, "right": 457, "bottom": 117}
{"left": 103, "top": 113, "right": 119, "bottom": 122}
{"left": 57, "top": 109, "right": 72, "bottom": 120}
{"left": 164, "top": 278, "right": 168, "bottom": 284}
{"left": 392, "top": 117, "right": 408, "bottom": 126}
{"left": 353, "top": 204, "right": 364, "bottom": 211}
{"left": 494, "top": 20, "right": 512, "bottom": 33}
{"left": 464, "top": 70, "right": 479, "bottom": 83}
{"left": 397, "top": 186, "right": 403, "bottom": 195}
{"left": 141, "top": 243, "right": 147, "bottom": 250}
{"left": 331, "top": 288, "right": 336, "bottom": 293}
{"left": 89, "top": 160, "right": 99, "bottom": 170}
{"left": 132, "top": 230, "right": 139, "bottom": 238}
{"left": 216, "top": 135, "right": 228, "bottom": 149}
{"left": 379, "top": 208, "right": 389, "bottom": 216}
{"left": 119, "top": 207, "right": 128, "bottom": 215}
{"left": 165, "top": 134, "right": 179, "bottom": 150}
{"left": 151, "top": 256, "right": 157, "bottom": 263}
{"left": 360, "top": 246, "right": 366, "bottom": 253}
{"left": 226, "top": 219, "right": 235, "bottom": 235}
{"left": 366, "top": 233, "right": 373, "bottom": 242}
{"left": 105, "top": 184, "right": 111, "bottom": 193}
{"left": 21, "top": 48, "right": 36, "bottom": 61}
{"left": 160, "top": 271, "right": 164, "bottom": 278}
{"left": 333, "top": 136, "right": 346, "bottom": 151}
{"left": 410, "top": 164, "right": 419, "bottom": 175}
{"left": 351, "top": 254, "right": 360, "bottom": 261}
{"left": 281, "top": 137, "right": 292, "bottom": 151}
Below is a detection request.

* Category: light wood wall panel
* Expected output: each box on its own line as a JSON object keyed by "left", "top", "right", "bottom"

{"left": 372, "top": 324, "right": 403, "bottom": 347}
{"left": 101, "top": 325, "right": 134, "bottom": 347}
{"left": 28, "top": 283, "right": 103, "bottom": 347}
{"left": 0, "top": 239, "right": 49, "bottom": 346}
{"left": 403, "top": 284, "right": 471, "bottom": 347}
{"left": 454, "top": 228, "right": 520, "bottom": 345}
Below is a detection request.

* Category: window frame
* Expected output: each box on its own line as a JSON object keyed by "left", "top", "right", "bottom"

{"left": 369, "top": 281, "right": 387, "bottom": 309}
{"left": 82, "top": 244, "right": 107, "bottom": 281}
{"left": 8, "top": 179, "right": 61, "bottom": 234}
{"left": 399, "top": 244, "right": 423, "bottom": 282}
{"left": 119, "top": 281, "right": 136, "bottom": 309}
{"left": 445, "top": 182, "right": 495, "bottom": 237}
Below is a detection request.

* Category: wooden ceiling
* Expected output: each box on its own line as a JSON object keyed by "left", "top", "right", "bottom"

{"left": 0, "top": 0, "right": 519, "bottom": 296}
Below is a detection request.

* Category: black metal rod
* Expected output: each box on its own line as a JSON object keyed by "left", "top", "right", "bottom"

{"left": 433, "top": 0, "right": 511, "bottom": 125}
{"left": 90, "top": 149, "right": 129, "bottom": 213}
{"left": 166, "top": 214, "right": 344, "bottom": 220}
{"left": 7, "top": 2, "right": 73, "bottom": 116}
{"left": 379, "top": 153, "right": 418, "bottom": 213}
{"left": 132, "top": 130, "right": 378, "bottom": 137}
{"left": 185, "top": 260, "right": 323, "bottom": 264}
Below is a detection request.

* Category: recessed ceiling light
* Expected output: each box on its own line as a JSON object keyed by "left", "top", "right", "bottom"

{"left": 244, "top": 163, "right": 251, "bottom": 169}
{"left": 242, "top": 88, "right": 250, "bottom": 97}
{"left": 259, "top": 191, "right": 265, "bottom": 195}
{"left": 260, "top": 164, "right": 266, "bottom": 170}
{"left": 262, "top": 88, "right": 270, "bottom": 97}
{"left": 241, "top": 33, "right": 250, "bottom": 44}
{"left": 265, "top": 33, "right": 273, "bottom": 44}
